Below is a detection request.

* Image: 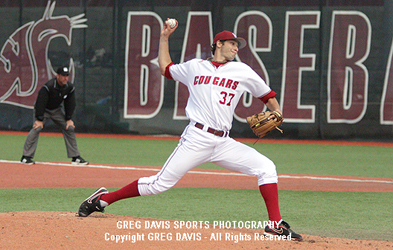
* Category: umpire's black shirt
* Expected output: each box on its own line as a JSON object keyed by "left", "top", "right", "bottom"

{"left": 34, "top": 78, "right": 76, "bottom": 121}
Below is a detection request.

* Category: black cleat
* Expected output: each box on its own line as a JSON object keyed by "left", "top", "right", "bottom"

{"left": 21, "top": 156, "right": 35, "bottom": 165}
{"left": 78, "top": 187, "right": 108, "bottom": 217}
{"left": 264, "top": 220, "right": 303, "bottom": 241}
{"left": 72, "top": 156, "right": 89, "bottom": 165}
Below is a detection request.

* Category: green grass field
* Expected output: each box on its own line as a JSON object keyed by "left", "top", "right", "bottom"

{"left": 1, "top": 133, "right": 392, "bottom": 241}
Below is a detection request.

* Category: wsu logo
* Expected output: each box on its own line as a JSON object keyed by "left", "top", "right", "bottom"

{"left": 0, "top": 1, "right": 87, "bottom": 108}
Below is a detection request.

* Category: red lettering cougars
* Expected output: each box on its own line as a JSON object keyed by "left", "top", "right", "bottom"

{"left": 193, "top": 76, "right": 239, "bottom": 90}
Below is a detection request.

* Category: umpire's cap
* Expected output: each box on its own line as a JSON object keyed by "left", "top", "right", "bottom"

{"left": 56, "top": 66, "right": 70, "bottom": 76}
{"left": 213, "top": 31, "right": 247, "bottom": 49}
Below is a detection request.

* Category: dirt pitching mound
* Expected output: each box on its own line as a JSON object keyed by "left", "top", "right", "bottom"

{"left": 1, "top": 211, "right": 392, "bottom": 250}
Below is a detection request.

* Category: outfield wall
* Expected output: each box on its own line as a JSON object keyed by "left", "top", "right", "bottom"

{"left": 1, "top": 0, "right": 393, "bottom": 140}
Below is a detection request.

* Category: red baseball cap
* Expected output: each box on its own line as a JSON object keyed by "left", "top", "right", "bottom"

{"left": 213, "top": 30, "right": 247, "bottom": 49}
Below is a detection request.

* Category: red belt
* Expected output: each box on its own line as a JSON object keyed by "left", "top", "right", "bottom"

{"left": 195, "top": 123, "right": 228, "bottom": 137}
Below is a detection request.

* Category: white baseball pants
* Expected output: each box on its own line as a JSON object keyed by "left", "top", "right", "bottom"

{"left": 138, "top": 123, "right": 278, "bottom": 196}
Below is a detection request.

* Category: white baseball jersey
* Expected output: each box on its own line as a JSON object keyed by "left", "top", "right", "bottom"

{"left": 137, "top": 59, "right": 278, "bottom": 197}
{"left": 169, "top": 59, "right": 273, "bottom": 131}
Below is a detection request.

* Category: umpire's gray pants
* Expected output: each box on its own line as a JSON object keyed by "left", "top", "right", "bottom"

{"left": 23, "top": 107, "right": 81, "bottom": 158}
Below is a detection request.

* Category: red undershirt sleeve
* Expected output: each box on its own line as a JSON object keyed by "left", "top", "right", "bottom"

{"left": 258, "top": 90, "right": 277, "bottom": 104}
{"left": 164, "top": 62, "right": 175, "bottom": 80}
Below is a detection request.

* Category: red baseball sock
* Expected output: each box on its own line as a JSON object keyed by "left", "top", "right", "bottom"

{"left": 100, "top": 180, "right": 140, "bottom": 205}
{"left": 259, "top": 183, "right": 282, "bottom": 224}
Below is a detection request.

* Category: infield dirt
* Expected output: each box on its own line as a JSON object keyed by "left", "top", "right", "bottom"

{"left": 1, "top": 211, "right": 392, "bottom": 250}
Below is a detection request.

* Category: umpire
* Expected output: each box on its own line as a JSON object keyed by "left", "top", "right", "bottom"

{"left": 20, "top": 66, "right": 88, "bottom": 165}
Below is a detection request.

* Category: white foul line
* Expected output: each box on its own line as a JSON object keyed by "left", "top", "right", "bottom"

{"left": 1, "top": 160, "right": 393, "bottom": 184}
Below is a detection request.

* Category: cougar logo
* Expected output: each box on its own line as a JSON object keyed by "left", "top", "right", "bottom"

{"left": 0, "top": 1, "right": 87, "bottom": 108}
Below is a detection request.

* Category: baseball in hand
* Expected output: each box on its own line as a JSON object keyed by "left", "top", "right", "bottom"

{"left": 167, "top": 19, "right": 176, "bottom": 28}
